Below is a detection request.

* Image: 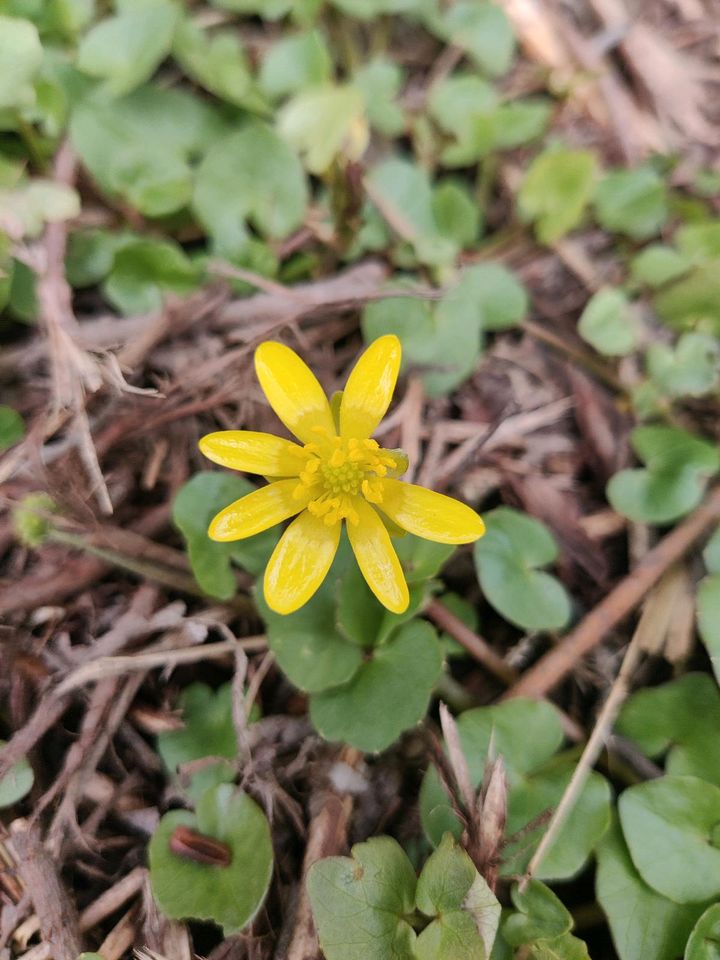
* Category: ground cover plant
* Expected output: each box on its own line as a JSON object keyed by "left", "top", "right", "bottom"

{"left": 1, "top": 0, "right": 720, "bottom": 958}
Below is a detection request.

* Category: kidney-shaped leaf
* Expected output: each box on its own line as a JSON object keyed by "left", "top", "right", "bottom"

{"left": 149, "top": 784, "right": 273, "bottom": 934}
{"left": 619, "top": 776, "right": 720, "bottom": 903}
{"left": 474, "top": 507, "right": 571, "bottom": 631}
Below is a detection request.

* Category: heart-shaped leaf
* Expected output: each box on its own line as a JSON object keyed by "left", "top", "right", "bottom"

{"left": 439, "top": 2, "right": 515, "bottom": 77}
{"left": 278, "top": 84, "right": 367, "bottom": 175}
{"left": 307, "top": 836, "right": 418, "bottom": 960}
{"left": 77, "top": 2, "right": 179, "bottom": 97}
{"left": 310, "top": 620, "right": 443, "bottom": 752}
{"left": 518, "top": 148, "right": 597, "bottom": 244}
{"left": 258, "top": 576, "right": 364, "bottom": 693}
{"left": 596, "top": 820, "right": 707, "bottom": 960}
{"left": 630, "top": 244, "right": 692, "bottom": 288}
{"left": 607, "top": 426, "right": 719, "bottom": 524}
{"left": 502, "top": 880, "right": 572, "bottom": 947}
{"left": 616, "top": 674, "right": 720, "bottom": 786}
{"left": 578, "top": 288, "right": 639, "bottom": 356}
{"left": 194, "top": 122, "right": 308, "bottom": 257}
{"left": 618, "top": 776, "right": 720, "bottom": 903}
{"left": 474, "top": 507, "right": 571, "bottom": 631}
{"left": 415, "top": 833, "right": 501, "bottom": 960}
{"left": 149, "top": 784, "right": 273, "bottom": 933}
{"left": 173, "top": 472, "right": 278, "bottom": 600}
{"left": 646, "top": 332, "right": 720, "bottom": 398}
{"left": 259, "top": 30, "right": 331, "bottom": 100}
{"left": 593, "top": 167, "right": 667, "bottom": 240}
{"left": 0, "top": 15, "right": 43, "bottom": 110}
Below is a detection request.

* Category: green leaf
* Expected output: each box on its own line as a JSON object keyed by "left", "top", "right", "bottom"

{"left": 428, "top": 73, "right": 499, "bottom": 166}
{"left": 194, "top": 122, "right": 308, "bottom": 257}
{"left": 596, "top": 820, "right": 706, "bottom": 960}
{"left": 66, "top": 228, "right": 130, "bottom": 288}
{"left": 685, "top": 904, "right": 720, "bottom": 960}
{"left": 173, "top": 472, "right": 278, "bottom": 600}
{"left": 502, "top": 756, "right": 611, "bottom": 879}
{"left": 607, "top": 426, "right": 719, "bottom": 524}
{"left": 70, "top": 85, "right": 224, "bottom": 217}
{"left": 618, "top": 776, "right": 720, "bottom": 903}
{"left": 365, "top": 158, "right": 458, "bottom": 268}
{"left": 616, "top": 674, "right": 720, "bottom": 786}
{"left": 0, "top": 741, "right": 33, "bottom": 807}
{"left": 630, "top": 244, "right": 692, "bottom": 288}
{"left": 259, "top": 30, "right": 331, "bottom": 100}
{"left": 258, "top": 577, "right": 364, "bottom": 693}
{"left": 474, "top": 507, "right": 571, "bottom": 631}
{"left": 354, "top": 58, "right": 405, "bottom": 136}
{"left": 432, "top": 180, "right": 483, "bottom": 248}
{"left": 697, "top": 579, "right": 720, "bottom": 688}
{"left": 578, "top": 288, "right": 639, "bottom": 356}
{"left": 0, "top": 406, "right": 25, "bottom": 452}
{"left": 278, "top": 83, "right": 367, "bottom": 174}
{"left": 157, "top": 683, "right": 252, "bottom": 800}
{"left": 77, "top": 3, "right": 179, "bottom": 96}
{"left": 307, "top": 836, "right": 417, "bottom": 960}
{"left": 103, "top": 238, "right": 200, "bottom": 315}
{"left": 491, "top": 100, "right": 551, "bottom": 151}
{"left": 646, "top": 332, "right": 720, "bottom": 397}
{"left": 676, "top": 222, "right": 720, "bottom": 261}
{"left": 524, "top": 933, "right": 591, "bottom": 959}
{"left": 502, "top": 879, "right": 572, "bottom": 947}
{"left": 440, "top": 2, "right": 515, "bottom": 77}
{"left": 310, "top": 620, "right": 443, "bottom": 752}
{"left": 148, "top": 784, "right": 273, "bottom": 933}
{"left": 362, "top": 264, "right": 515, "bottom": 396}
{"left": 469, "top": 262, "right": 528, "bottom": 331}
{"left": 0, "top": 180, "right": 80, "bottom": 239}
{"left": 594, "top": 167, "right": 668, "bottom": 240}
{"left": 653, "top": 262, "right": 720, "bottom": 335}
{"left": 394, "top": 535, "right": 455, "bottom": 585}
{"left": 415, "top": 834, "right": 501, "bottom": 960}
{"left": 0, "top": 15, "right": 43, "bottom": 109}
{"left": 173, "top": 19, "right": 262, "bottom": 109}
{"left": 518, "top": 148, "right": 597, "bottom": 244}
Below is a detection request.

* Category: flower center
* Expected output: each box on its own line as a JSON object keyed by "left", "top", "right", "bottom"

{"left": 293, "top": 434, "right": 405, "bottom": 526}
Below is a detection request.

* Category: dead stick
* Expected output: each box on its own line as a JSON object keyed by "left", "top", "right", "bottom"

{"left": 506, "top": 484, "right": 720, "bottom": 699}
{"left": 9, "top": 820, "right": 82, "bottom": 960}
{"left": 425, "top": 599, "right": 518, "bottom": 686}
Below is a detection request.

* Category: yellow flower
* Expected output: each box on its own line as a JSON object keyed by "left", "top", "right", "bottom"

{"left": 199, "top": 335, "right": 485, "bottom": 615}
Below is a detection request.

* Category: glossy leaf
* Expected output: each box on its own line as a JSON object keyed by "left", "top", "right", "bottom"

{"left": 310, "top": 620, "right": 443, "bottom": 752}
{"left": 596, "top": 821, "right": 706, "bottom": 960}
{"left": 173, "top": 472, "right": 278, "bottom": 600}
{"left": 149, "top": 784, "right": 273, "bottom": 933}
{"left": 618, "top": 776, "right": 720, "bottom": 903}
{"left": 474, "top": 507, "right": 571, "bottom": 631}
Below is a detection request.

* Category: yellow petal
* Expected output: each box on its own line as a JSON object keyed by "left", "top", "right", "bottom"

{"left": 264, "top": 510, "right": 340, "bottom": 614}
{"left": 208, "top": 479, "right": 307, "bottom": 542}
{"left": 254, "top": 341, "right": 336, "bottom": 444}
{"left": 377, "top": 478, "right": 485, "bottom": 544}
{"left": 348, "top": 498, "right": 409, "bottom": 614}
{"left": 339, "top": 334, "right": 402, "bottom": 439}
{"left": 199, "top": 431, "right": 307, "bottom": 476}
